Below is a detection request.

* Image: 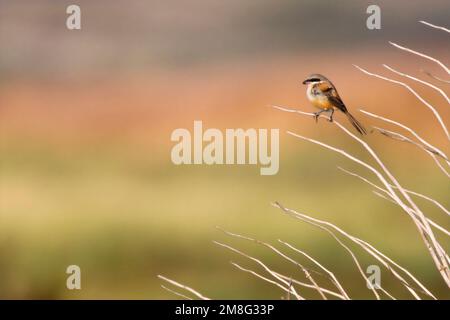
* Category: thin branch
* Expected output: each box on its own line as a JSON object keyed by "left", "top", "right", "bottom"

{"left": 230, "top": 262, "right": 298, "bottom": 298}
{"left": 339, "top": 166, "right": 450, "bottom": 218}
{"left": 161, "top": 285, "right": 193, "bottom": 300}
{"left": 354, "top": 64, "right": 450, "bottom": 140}
{"left": 284, "top": 127, "right": 420, "bottom": 231}
{"left": 273, "top": 272, "right": 347, "bottom": 300}
{"left": 272, "top": 105, "right": 442, "bottom": 294}
{"left": 397, "top": 189, "right": 450, "bottom": 218}
{"left": 214, "top": 241, "right": 304, "bottom": 300}
{"left": 216, "top": 228, "right": 327, "bottom": 299}
{"left": 360, "top": 109, "right": 449, "bottom": 163}
{"left": 373, "top": 126, "right": 448, "bottom": 162}
{"left": 272, "top": 203, "right": 383, "bottom": 299}
{"left": 158, "top": 275, "right": 210, "bottom": 300}
{"left": 419, "top": 20, "right": 450, "bottom": 34}
{"left": 231, "top": 262, "right": 345, "bottom": 300}
{"left": 342, "top": 167, "right": 449, "bottom": 237}
{"left": 372, "top": 126, "right": 450, "bottom": 178}
{"left": 277, "top": 240, "right": 351, "bottom": 300}
{"left": 287, "top": 121, "right": 450, "bottom": 286}
{"left": 432, "top": 155, "right": 450, "bottom": 178}
{"left": 421, "top": 69, "right": 450, "bottom": 84}
{"left": 389, "top": 41, "right": 450, "bottom": 75}
{"left": 273, "top": 105, "right": 331, "bottom": 120}
{"left": 372, "top": 190, "right": 450, "bottom": 268}
{"left": 373, "top": 190, "right": 450, "bottom": 237}
{"left": 273, "top": 201, "right": 436, "bottom": 299}
{"left": 360, "top": 109, "right": 450, "bottom": 178}
{"left": 383, "top": 64, "right": 450, "bottom": 105}
{"left": 273, "top": 202, "right": 422, "bottom": 299}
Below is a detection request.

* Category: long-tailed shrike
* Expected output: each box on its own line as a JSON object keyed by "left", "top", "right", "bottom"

{"left": 303, "top": 74, "right": 367, "bottom": 135}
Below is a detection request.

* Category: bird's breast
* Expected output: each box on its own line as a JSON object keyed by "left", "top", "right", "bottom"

{"left": 307, "top": 86, "right": 333, "bottom": 110}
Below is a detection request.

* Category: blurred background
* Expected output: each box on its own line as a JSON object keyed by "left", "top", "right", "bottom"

{"left": 0, "top": 0, "right": 449, "bottom": 299}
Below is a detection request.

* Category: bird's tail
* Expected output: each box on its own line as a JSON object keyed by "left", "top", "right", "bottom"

{"left": 344, "top": 111, "right": 367, "bottom": 135}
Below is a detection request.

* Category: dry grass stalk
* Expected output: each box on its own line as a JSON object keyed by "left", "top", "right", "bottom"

{"left": 421, "top": 69, "right": 450, "bottom": 84}
{"left": 230, "top": 261, "right": 346, "bottom": 300}
{"left": 213, "top": 240, "right": 304, "bottom": 300}
{"left": 372, "top": 190, "right": 450, "bottom": 238}
{"left": 383, "top": 64, "right": 450, "bottom": 105}
{"left": 338, "top": 166, "right": 449, "bottom": 237}
{"left": 273, "top": 271, "right": 347, "bottom": 300}
{"left": 231, "top": 262, "right": 295, "bottom": 299}
{"left": 160, "top": 285, "right": 193, "bottom": 300}
{"left": 360, "top": 110, "right": 449, "bottom": 162}
{"left": 359, "top": 109, "right": 450, "bottom": 178}
{"left": 275, "top": 105, "right": 449, "bottom": 287}
{"left": 371, "top": 126, "right": 450, "bottom": 178}
{"left": 353, "top": 65, "right": 450, "bottom": 140}
{"left": 277, "top": 240, "right": 350, "bottom": 300}
{"left": 273, "top": 201, "right": 384, "bottom": 300}
{"left": 339, "top": 166, "right": 450, "bottom": 220}
{"left": 419, "top": 20, "right": 450, "bottom": 34}
{"left": 373, "top": 126, "right": 447, "bottom": 161}
{"left": 158, "top": 275, "right": 210, "bottom": 300}
{"left": 216, "top": 228, "right": 328, "bottom": 299}
{"left": 388, "top": 42, "right": 450, "bottom": 75}
{"left": 272, "top": 201, "right": 432, "bottom": 299}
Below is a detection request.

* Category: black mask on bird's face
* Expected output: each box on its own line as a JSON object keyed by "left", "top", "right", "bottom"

{"left": 302, "top": 74, "right": 328, "bottom": 84}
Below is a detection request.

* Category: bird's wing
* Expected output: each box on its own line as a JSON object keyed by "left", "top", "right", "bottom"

{"left": 317, "top": 81, "right": 348, "bottom": 112}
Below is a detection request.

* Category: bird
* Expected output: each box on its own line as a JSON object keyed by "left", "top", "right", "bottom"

{"left": 302, "top": 74, "right": 367, "bottom": 135}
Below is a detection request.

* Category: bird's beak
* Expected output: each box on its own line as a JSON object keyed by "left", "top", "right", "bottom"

{"left": 302, "top": 79, "right": 308, "bottom": 85}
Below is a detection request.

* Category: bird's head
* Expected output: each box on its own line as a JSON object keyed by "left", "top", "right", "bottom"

{"left": 302, "top": 74, "right": 329, "bottom": 85}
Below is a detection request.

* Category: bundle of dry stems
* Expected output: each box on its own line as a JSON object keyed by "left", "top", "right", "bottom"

{"left": 159, "top": 20, "right": 450, "bottom": 300}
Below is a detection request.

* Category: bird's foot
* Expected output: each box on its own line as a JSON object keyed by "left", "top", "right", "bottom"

{"left": 313, "top": 112, "right": 320, "bottom": 123}
{"left": 328, "top": 109, "right": 335, "bottom": 122}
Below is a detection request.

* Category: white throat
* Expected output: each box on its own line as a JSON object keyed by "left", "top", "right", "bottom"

{"left": 306, "top": 83, "right": 316, "bottom": 102}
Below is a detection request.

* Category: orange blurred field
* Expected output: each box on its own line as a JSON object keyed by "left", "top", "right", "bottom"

{"left": 2, "top": 49, "right": 449, "bottom": 149}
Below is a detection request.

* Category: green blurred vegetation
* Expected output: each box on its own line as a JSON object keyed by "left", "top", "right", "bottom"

{"left": 1, "top": 140, "right": 448, "bottom": 299}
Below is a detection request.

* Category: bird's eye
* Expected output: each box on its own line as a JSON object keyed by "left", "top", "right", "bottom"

{"left": 308, "top": 78, "right": 321, "bottom": 82}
